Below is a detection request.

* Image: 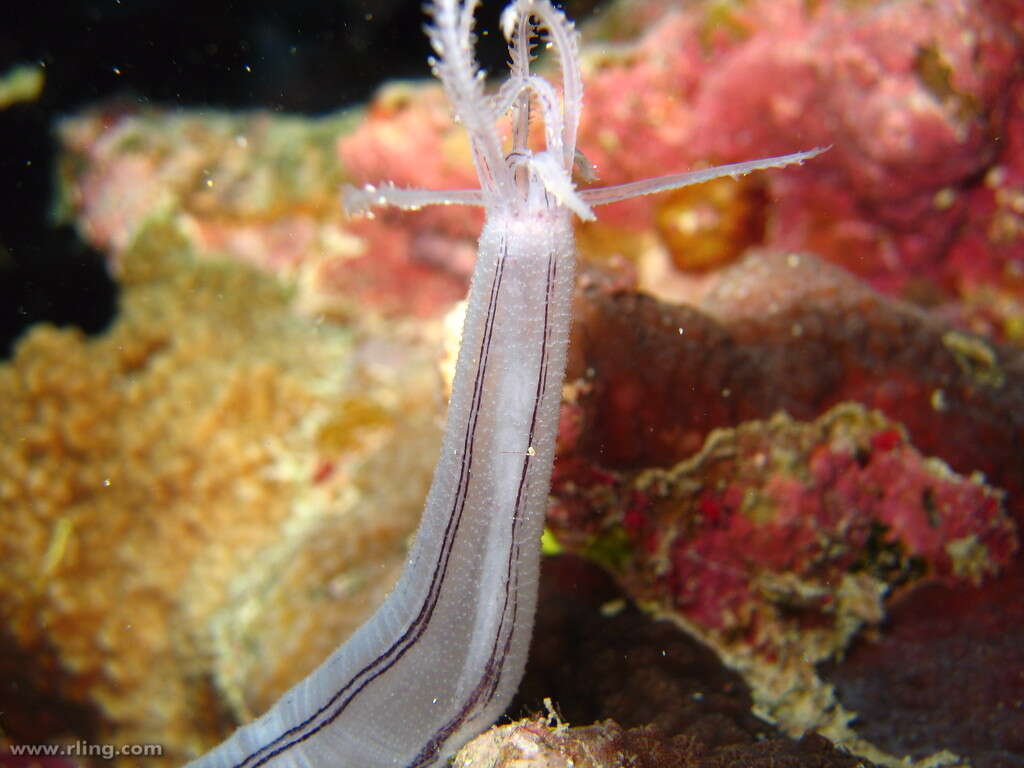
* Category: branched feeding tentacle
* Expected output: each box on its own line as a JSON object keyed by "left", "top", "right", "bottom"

{"left": 503, "top": 3, "right": 536, "bottom": 161}
{"left": 426, "top": 0, "right": 510, "bottom": 199}
{"left": 491, "top": 74, "right": 563, "bottom": 161}
{"left": 504, "top": 0, "right": 583, "bottom": 171}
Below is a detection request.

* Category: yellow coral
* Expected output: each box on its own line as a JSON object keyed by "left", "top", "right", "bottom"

{"left": 0, "top": 219, "right": 444, "bottom": 764}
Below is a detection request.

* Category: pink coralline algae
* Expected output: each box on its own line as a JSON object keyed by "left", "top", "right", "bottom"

{"left": 566, "top": 252, "right": 1024, "bottom": 525}
{"left": 548, "top": 398, "right": 1018, "bottom": 757}
{"left": 56, "top": 106, "right": 472, "bottom": 320}
{"left": 551, "top": 401, "right": 1015, "bottom": 636}
{"left": 551, "top": 251, "right": 1022, "bottom": 757}
{"left": 56, "top": 0, "right": 1024, "bottom": 332}
{"left": 578, "top": 0, "right": 1024, "bottom": 302}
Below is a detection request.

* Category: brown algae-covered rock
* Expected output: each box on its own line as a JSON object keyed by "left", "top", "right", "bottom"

{"left": 550, "top": 399, "right": 1015, "bottom": 761}
{"left": 453, "top": 716, "right": 876, "bottom": 768}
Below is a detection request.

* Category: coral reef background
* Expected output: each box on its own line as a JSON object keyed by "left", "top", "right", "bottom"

{"left": 0, "top": 222, "right": 446, "bottom": 757}
{"left": 2, "top": 0, "right": 1023, "bottom": 767}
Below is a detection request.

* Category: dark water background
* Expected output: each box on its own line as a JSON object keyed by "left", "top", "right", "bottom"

{"left": 0, "top": 0, "right": 530, "bottom": 358}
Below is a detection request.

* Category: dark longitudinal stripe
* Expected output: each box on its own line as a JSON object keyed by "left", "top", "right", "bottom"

{"left": 478, "top": 251, "right": 557, "bottom": 704}
{"left": 407, "top": 249, "right": 559, "bottom": 767}
{"left": 234, "top": 237, "right": 510, "bottom": 768}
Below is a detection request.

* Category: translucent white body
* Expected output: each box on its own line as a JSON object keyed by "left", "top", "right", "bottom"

{"left": 190, "top": 211, "right": 574, "bottom": 768}
{"left": 187, "top": 1, "right": 825, "bottom": 766}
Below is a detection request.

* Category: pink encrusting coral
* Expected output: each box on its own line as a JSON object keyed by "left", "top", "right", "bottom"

{"left": 577, "top": 0, "right": 1024, "bottom": 300}
{"left": 943, "top": 77, "right": 1024, "bottom": 336}
{"left": 548, "top": 398, "right": 1018, "bottom": 756}
{"left": 548, "top": 247, "right": 1023, "bottom": 757}
{"left": 57, "top": 105, "right": 473, "bottom": 321}
{"left": 562, "top": 251, "right": 1024, "bottom": 527}
{"left": 550, "top": 400, "right": 1016, "bottom": 636}
{"left": 336, "top": 83, "right": 484, "bottom": 241}
{"left": 58, "top": 0, "right": 1024, "bottom": 327}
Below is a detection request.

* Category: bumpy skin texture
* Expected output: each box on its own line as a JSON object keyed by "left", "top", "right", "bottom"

{"left": 189, "top": 209, "right": 576, "bottom": 768}
{"left": 191, "top": 0, "right": 595, "bottom": 764}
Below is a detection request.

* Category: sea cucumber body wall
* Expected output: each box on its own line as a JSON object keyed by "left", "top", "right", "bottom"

{"left": 188, "top": 209, "right": 575, "bottom": 768}
{"left": 187, "top": 0, "right": 826, "bottom": 763}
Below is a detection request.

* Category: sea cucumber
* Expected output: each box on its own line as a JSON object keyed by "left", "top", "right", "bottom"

{"left": 187, "top": 2, "right": 824, "bottom": 766}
